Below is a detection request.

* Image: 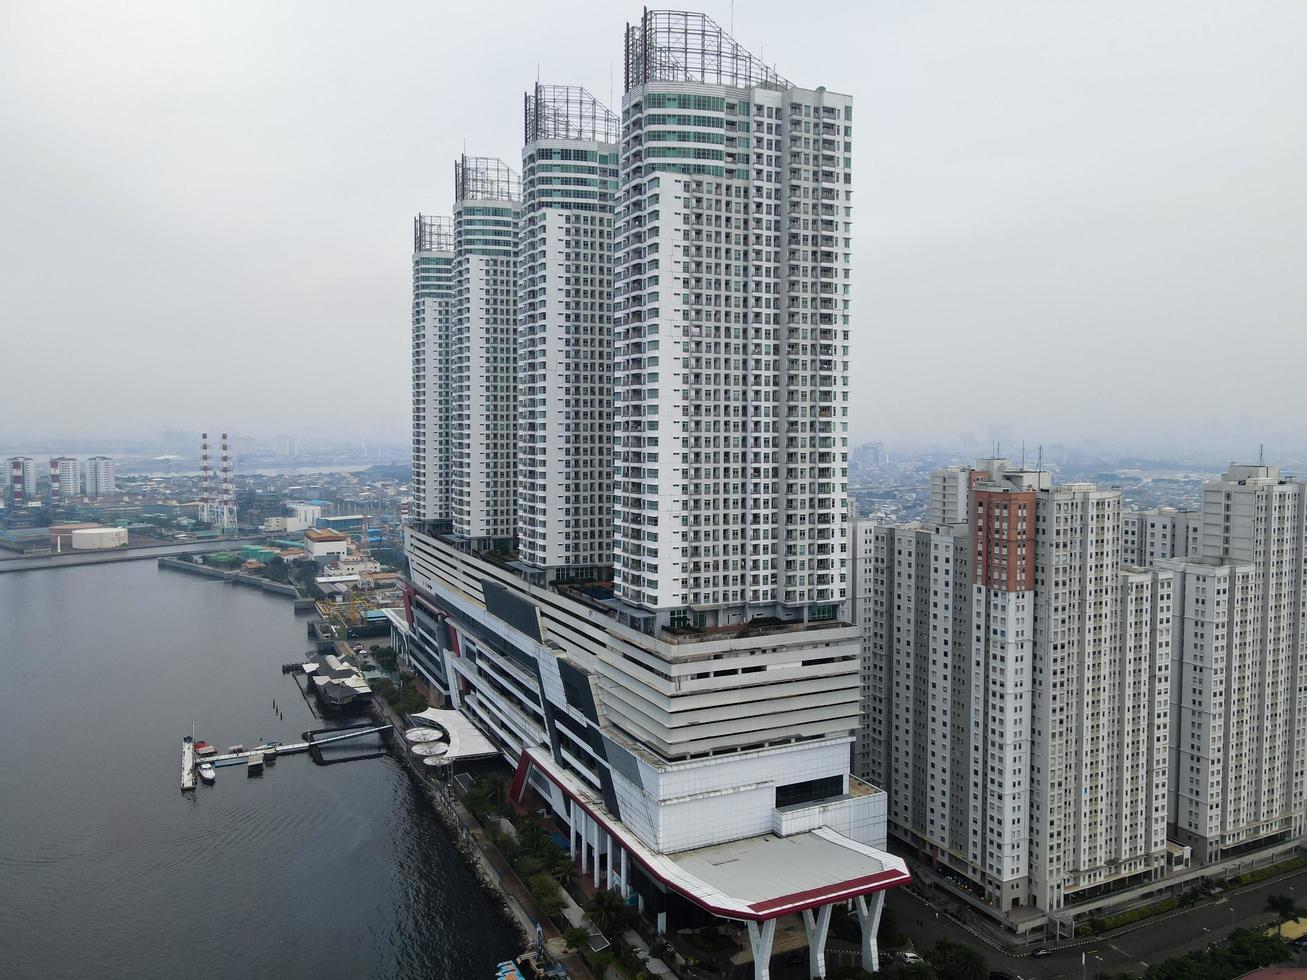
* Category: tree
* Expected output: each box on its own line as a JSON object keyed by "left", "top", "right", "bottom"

{"left": 1227, "top": 926, "right": 1294, "bottom": 969}
{"left": 925, "top": 939, "right": 988, "bottom": 980}
{"left": 1265, "top": 893, "right": 1303, "bottom": 937}
{"left": 585, "top": 888, "right": 634, "bottom": 938}
{"left": 562, "top": 926, "right": 590, "bottom": 952}
{"left": 878, "top": 904, "right": 903, "bottom": 949}
{"left": 550, "top": 853, "right": 575, "bottom": 884}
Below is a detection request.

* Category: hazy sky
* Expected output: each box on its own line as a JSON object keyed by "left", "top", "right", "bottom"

{"left": 2, "top": 1, "right": 1304, "bottom": 454}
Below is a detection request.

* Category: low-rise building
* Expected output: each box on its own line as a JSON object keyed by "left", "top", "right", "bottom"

{"left": 303, "top": 528, "right": 349, "bottom": 562}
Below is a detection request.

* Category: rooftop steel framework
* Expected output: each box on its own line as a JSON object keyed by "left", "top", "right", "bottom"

{"left": 624, "top": 8, "right": 790, "bottom": 94}
{"left": 524, "top": 84, "right": 619, "bottom": 144}
{"left": 454, "top": 155, "right": 521, "bottom": 203}
{"left": 413, "top": 214, "right": 453, "bottom": 252}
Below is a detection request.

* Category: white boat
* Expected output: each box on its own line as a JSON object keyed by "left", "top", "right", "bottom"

{"left": 198, "top": 763, "right": 217, "bottom": 784}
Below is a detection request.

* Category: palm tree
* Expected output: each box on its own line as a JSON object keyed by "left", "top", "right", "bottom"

{"left": 585, "top": 888, "right": 634, "bottom": 938}
{"left": 1265, "top": 893, "right": 1303, "bottom": 937}
{"left": 516, "top": 821, "right": 549, "bottom": 857}
{"left": 550, "top": 854, "right": 575, "bottom": 884}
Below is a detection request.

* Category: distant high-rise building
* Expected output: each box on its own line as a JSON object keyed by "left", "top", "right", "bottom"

{"left": 864, "top": 465, "right": 1175, "bottom": 925}
{"left": 410, "top": 214, "right": 455, "bottom": 527}
{"left": 450, "top": 155, "right": 521, "bottom": 550}
{"left": 928, "top": 465, "right": 970, "bottom": 525}
{"left": 275, "top": 435, "right": 295, "bottom": 457}
{"left": 1161, "top": 463, "right": 1307, "bottom": 862}
{"left": 6, "top": 456, "right": 35, "bottom": 508}
{"left": 928, "top": 457, "right": 1009, "bottom": 526}
{"left": 1121, "top": 507, "right": 1201, "bottom": 567}
{"left": 852, "top": 442, "right": 886, "bottom": 470}
{"left": 48, "top": 456, "right": 79, "bottom": 504}
{"left": 612, "top": 11, "right": 854, "bottom": 622}
{"left": 850, "top": 518, "right": 882, "bottom": 783}
{"left": 82, "top": 456, "right": 116, "bottom": 498}
{"left": 856, "top": 520, "right": 971, "bottom": 856}
{"left": 517, "top": 85, "right": 618, "bottom": 580}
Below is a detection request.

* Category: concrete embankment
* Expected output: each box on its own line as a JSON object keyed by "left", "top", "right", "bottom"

{"left": 158, "top": 558, "right": 316, "bottom": 611}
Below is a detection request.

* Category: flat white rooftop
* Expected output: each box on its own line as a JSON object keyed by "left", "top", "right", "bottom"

{"left": 666, "top": 828, "right": 908, "bottom": 918}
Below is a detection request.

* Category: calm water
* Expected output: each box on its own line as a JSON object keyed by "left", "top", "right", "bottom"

{"left": 0, "top": 560, "right": 518, "bottom": 980}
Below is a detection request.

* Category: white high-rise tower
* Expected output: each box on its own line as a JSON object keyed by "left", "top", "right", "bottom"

{"left": 450, "top": 156, "right": 521, "bottom": 550}
{"left": 411, "top": 214, "right": 455, "bottom": 527}
{"left": 614, "top": 10, "right": 854, "bottom": 625}
{"left": 517, "top": 85, "right": 618, "bottom": 581}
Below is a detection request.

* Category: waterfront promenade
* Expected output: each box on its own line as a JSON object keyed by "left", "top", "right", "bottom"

{"left": 0, "top": 536, "right": 262, "bottom": 573}
{"left": 370, "top": 695, "right": 595, "bottom": 980}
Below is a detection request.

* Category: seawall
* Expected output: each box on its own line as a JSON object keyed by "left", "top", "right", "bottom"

{"left": 158, "top": 558, "right": 316, "bottom": 611}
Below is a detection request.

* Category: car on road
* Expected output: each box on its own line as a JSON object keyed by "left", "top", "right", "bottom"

{"left": 1032, "top": 949, "right": 1053, "bottom": 958}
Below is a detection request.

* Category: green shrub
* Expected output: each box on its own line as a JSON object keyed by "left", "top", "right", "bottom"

{"left": 1232, "top": 855, "right": 1307, "bottom": 887}
{"left": 529, "top": 873, "right": 563, "bottom": 916}
{"left": 1098, "top": 897, "right": 1179, "bottom": 932}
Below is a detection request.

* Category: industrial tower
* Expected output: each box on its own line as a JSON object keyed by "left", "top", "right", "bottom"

{"left": 198, "top": 432, "right": 238, "bottom": 533}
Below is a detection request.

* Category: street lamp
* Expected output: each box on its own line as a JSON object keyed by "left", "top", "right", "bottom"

{"left": 1094, "top": 954, "right": 1102, "bottom": 980}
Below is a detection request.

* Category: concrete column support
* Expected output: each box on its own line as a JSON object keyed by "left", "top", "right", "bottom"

{"left": 801, "top": 904, "right": 832, "bottom": 979}
{"left": 590, "top": 818, "right": 601, "bottom": 888}
{"left": 578, "top": 811, "right": 588, "bottom": 873}
{"left": 656, "top": 910, "right": 667, "bottom": 935}
{"left": 746, "top": 919, "right": 777, "bottom": 980}
{"left": 606, "top": 833, "right": 616, "bottom": 891}
{"left": 854, "top": 891, "right": 885, "bottom": 974}
{"left": 620, "top": 847, "right": 630, "bottom": 899}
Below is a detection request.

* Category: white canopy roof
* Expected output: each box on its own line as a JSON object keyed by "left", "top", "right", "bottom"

{"left": 408, "top": 707, "right": 498, "bottom": 760}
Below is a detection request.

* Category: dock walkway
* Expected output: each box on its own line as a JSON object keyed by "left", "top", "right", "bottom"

{"left": 183, "top": 724, "right": 392, "bottom": 781}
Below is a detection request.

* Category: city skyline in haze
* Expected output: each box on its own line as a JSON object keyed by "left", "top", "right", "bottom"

{"left": 3, "top": 1, "right": 1304, "bottom": 453}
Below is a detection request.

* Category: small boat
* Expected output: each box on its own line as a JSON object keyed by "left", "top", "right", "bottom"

{"left": 195, "top": 744, "right": 218, "bottom": 757}
{"left": 226, "top": 744, "right": 244, "bottom": 754}
{"left": 198, "top": 763, "right": 217, "bottom": 784}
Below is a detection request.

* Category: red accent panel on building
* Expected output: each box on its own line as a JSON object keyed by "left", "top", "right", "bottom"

{"left": 972, "top": 489, "right": 1036, "bottom": 591}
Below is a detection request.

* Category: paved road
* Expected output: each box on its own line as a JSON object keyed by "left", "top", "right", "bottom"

{"left": 890, "top": 868, "right": 1307, "bottom": 978}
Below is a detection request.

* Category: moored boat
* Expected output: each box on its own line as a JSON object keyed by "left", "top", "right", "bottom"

{"left": 198, "top": 763, "right": 217, "bottom": 784}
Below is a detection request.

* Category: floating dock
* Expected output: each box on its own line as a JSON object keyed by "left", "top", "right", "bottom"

{"left": 180, "top": 725, "right": 392, "bottom": 786}
{"left": 181, "top": 736, "right": 196, "bottom": 791}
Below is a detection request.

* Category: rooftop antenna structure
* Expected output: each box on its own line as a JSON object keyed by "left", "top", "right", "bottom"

{"left": 215, "top": 433, "right": 238, "bottom": 534}
{"left": 199, "top": 431, "right": 238, "bottom": 533}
